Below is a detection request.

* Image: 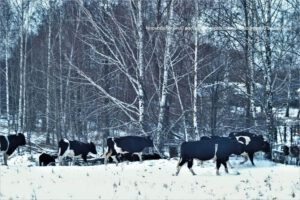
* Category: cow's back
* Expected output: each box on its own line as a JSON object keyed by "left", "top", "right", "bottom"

{"left": 180, "top": 140, "right": 216, "bottom": 160}
{"left": 115, "top": 136, "right": 150, "bottom": 153}
{"left": 69, "top": 141, "right": 90, "bottom": 156}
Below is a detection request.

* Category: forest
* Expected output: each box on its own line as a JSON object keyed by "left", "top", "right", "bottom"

{"left": 0, "top": 0, "right": 299, "bottom": 152}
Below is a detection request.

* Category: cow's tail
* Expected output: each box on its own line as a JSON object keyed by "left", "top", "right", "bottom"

{"left": 213, "top": 143, "right": 218, "bottom": 162}
{"left": 58, "top": 147, "right": 61, "bottom": 157}
{"left": 177, "top": 157, "right": 182, "bottom": 167}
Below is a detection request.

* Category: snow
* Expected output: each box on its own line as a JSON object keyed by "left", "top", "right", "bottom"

{"left": 0, "top": 157, "right": 299, "bottom": 200}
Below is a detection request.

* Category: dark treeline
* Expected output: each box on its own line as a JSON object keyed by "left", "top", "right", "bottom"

{"left": 0, "top": 0, "right": 299, "bottom": 150}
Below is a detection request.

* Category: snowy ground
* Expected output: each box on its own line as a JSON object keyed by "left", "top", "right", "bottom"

{"left": 0, "top": 156, "right": 299, "bottom": 200}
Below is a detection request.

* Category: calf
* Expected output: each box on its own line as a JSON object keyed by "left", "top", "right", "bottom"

{"left": 58, "top": 139, "right": 97, "bottom": 165}
{"left": 0, "top": 133, "right": 26, "bottom": 165}
{"left": 282, "top": 145, "right": 300, "bottom": 165}
{"left": 229, "top": 131, "right": 270, "bottom": 166}
{"left": 39, "top": 153, "right": 57, "bottom": 166}
{"left": 105, "top": 136, "right": 153, "bottom": 165}
{"left": 176, "top": 136, "right": 244, "bottom": 176}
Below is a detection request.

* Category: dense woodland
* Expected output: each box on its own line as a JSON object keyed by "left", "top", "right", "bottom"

{"left": 0, "top": 0, "right": 299, "bottom": 151}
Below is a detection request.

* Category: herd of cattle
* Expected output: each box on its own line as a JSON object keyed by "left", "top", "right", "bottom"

{"left": 0, "top": 131, "right": 299, "bottom": 175}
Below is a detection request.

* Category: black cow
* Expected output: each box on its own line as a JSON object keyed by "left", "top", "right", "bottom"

{"left": 39, "top": 153, "right": 57, "bottom": 166}
{"left": 58, "top": 139, "right": 97, "bottom": 165}
{"left": 105, "top": 136, "right": 153, "bottom": 165}
{"left": 229, "top": 131, "right": 270, "bottom": 166}
{"left": 0, "top": 133, "right": 26, "bottom": 165}
{"left": 282, "top": 145, "right": 300, "bottom": 165}
{"left": 176, "top": 136, "right": 245, "bottom": 176}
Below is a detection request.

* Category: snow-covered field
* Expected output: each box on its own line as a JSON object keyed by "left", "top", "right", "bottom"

{"left": 0, "top": 157, "right": 299, "bottom": 200}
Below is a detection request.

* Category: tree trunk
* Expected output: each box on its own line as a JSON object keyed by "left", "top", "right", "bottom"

{"left": 285, "top": 67, "right": 291, "bottom": 117}
{"left": 18, "top": 8, "right": 24, "bottom": 133}
{"left": 22, "top": 28, "right": 28, "bottom": 131}
{"left": 171, "top": 66, "right": 188, "bottom": 141}
{"left": 156, "top": 0, "right": 174, "bottom": 150}
{"left": 193, "top": 0, "right": 199, "bottom": 140}
{"left": 5, "top": 28, "right": 10, "bottom": 134}
{"left": 59, "top": 6, "right": 64, "bottom": 140}
{"left": 242, "top": 0, "right": 255, "bottom": 128}
{"left": 136, "top": 0, "right": 146, "bottom": 134}
{"left": 46, "top": 10, "right": 51, "bottom": 144}
{"left": 250, "top": 1, "right": 257, "bottom": 127}
{"left": 265, "top": 0, "right": 275, "bottom": 143}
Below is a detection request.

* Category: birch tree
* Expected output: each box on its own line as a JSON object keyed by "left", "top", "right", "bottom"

{"left": 17, "top": 0, "right": 25, "bottom": 133}
{"left": 192, "top": 0, "right": 200, "bottom": 139}
{"left": 156, "top": 0, "right": 175, "bottom": 149}
{"left": 0, "top": 0, "right": 13, "bottom": 134}
{"left": 46, "top": 1, "right": 52, "bottom": 144}
{"left": 136, "top": 0, "right": 146, "bottom": 134}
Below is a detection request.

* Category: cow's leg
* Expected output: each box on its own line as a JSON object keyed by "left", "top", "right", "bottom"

{"left": 240, "top": 153, "right": 248, "bottom": 164}
{"left": 248, "top": 152, "right": 255, "bottom": 166}
{"left": 105, "top": 150, "right": 112, "bottom": 165}
{"left": 82, "top": 154, "right": 88, "bottom": 166}
{"left": 175, "top": 157, "right": 187, "bottom": 176}
{"left": 187, "top": 159, "right": 196, "bottom": 175}
{"left": 111, "top": 155, "right": 119, "bottom": 166}
{"left": 227, "top": 160, "right": 234, "bottom": 169}
{"left": 58, "top": 157, "right": 62, "bottom": 166}
{"left": 222, "top": 161, "right": 229, "bottom": 173}
{"left": 3, "top": 153, "right": 8, "bottom": 166}
{"left": 137, "top": 152, "right": 143, "bottom": 163}
{"left": 71, "top": 156, "right": 75, "bottom": 166}
{"left": 216, "top": 160, "right": 222, "bottom": 175}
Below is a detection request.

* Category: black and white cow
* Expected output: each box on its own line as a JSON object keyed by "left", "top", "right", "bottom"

{"left": 176, "top": 136, "right": 245, "bottom": 176}
{"left": 229, "top": 131, "right": 270, "bottom": 166}
{"left": 58, "top": 139, "right": 97, "bottom": 165}
{"left": 39, "top": 153, "right": 57, "bottom": 166}
{"left": 119, "top": 153, "right": 161, "bottom": 162}
{"left": 105, "top": 136, "right": 154, "bottom": 165}
{"left": 0, "top": 133, "right": 26, "bottom": 165}
{"left": 282, "top": 145, "right": 300, "bottom": 165}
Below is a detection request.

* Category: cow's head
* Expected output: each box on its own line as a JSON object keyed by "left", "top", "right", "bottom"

{"left": 17, "top": 133, "right": 26, "bottom": 146}
{"left": 290, "top": 146, "right": 299, "bottom": 156}
{"left": 145, "top": 136, "right": 154, "bottom": 147}
{"left": 282, "top": 145, "right": 290, "bottom": 155}
{"left": 89, "top": 142, "right": 97, "bottom": 154}
{"left": 262, "top": 141, "right": 271, "bottom": 153}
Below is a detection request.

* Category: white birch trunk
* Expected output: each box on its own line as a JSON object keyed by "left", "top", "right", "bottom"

{"left": 59, "top": 7, "right": 64, "bottom": 138}
{"left": 250, "top": 22, "right": 257, "bottom": 126}
{"left": 156, "top": 0, "right": 174, "bottom": 148}
{"left": 46, "top": 10, "right": 51, "bottom": 143}
{"left": 137, "top": 0, "right": 145, "bottom": 134}
{"left": 22, "top": 28, "right": 28, "bottom": 131}
{"left": 193, "top": 0, "right": 199, "bottom": 139}
{"left": 5, "top": 30, "right": 10, "bottom": 134}
{"left": 18, "top": 10, "right": 24, "bottom": 133}
{"left": 265, "top": 0, "right": 274, "bottom": 142}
